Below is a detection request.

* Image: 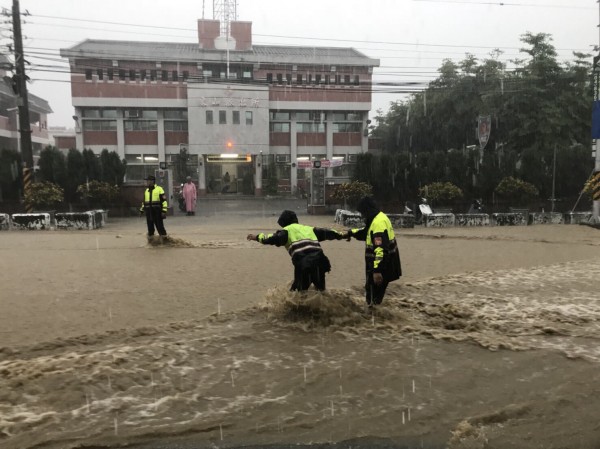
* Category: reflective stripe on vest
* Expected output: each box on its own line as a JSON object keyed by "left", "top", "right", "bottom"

{"left": 284, "top": 223, "right": 321, "bottom": 257}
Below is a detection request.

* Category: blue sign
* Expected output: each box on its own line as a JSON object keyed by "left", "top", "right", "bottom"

{"left": 593, "top": 101, "right": 600, "bottom": 139}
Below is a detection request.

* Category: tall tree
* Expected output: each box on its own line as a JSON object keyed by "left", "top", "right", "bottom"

{"left": 65, "top": 149, "right": 86, "bottom": 203}
{"left": 38, "top": 146, "right": 67, "bottom": 187}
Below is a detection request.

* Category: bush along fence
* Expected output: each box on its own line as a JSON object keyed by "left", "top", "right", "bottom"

{"left": 0, "top": 210, "right": 108, "bottom": 230}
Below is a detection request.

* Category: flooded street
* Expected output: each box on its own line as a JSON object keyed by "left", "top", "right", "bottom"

{"left": 1, "top": 215, "right": 599, "bottom": 448}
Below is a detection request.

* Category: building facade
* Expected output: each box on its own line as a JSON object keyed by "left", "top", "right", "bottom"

{"left": 60, "top": 19, "right": 379, "bottom": 195}
{"left": 0, "top": 55, "right": 53, "bottom": 157}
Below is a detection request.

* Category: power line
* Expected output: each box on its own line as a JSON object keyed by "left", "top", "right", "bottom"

{"left": 27, "top": 12, "right": 591, "bottom": 52}
{"left": 411, "top": 0, "right": 594, "bottom": 8}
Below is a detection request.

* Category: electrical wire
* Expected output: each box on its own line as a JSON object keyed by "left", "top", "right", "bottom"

{"left": 26, "top": 12, "right": 592, "bottom": 52}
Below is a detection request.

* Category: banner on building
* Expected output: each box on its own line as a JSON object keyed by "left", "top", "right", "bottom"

{"left": 477, "top": 115, "right": 492, "bottom": 150}
{"left": 297, "top": 159, "right": 343, "bottom": 169}
{"left": 592, "top": 64, "right": 600, "bottom": 138}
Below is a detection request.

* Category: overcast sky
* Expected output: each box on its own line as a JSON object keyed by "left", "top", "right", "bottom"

{"left": 0, "top": 0, "right": 597, "bottom": 128}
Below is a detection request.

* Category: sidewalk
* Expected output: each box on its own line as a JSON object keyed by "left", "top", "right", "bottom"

{"left": 185, "top": 196, "right": 310, "bottom": 217}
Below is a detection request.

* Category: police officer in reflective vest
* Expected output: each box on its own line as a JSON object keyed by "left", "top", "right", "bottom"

{"left": 247, "top": 210, "right": 345, "bottom": 291}
{"left": 346, "top": 196, "right": 402, "bottom": 307}
{"left": 140, "top": 175, "right": 168, "bottom": 238}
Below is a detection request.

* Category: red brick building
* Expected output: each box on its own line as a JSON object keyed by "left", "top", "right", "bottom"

{"left": 60, "top": 19, "right": 379, "bottom": 195}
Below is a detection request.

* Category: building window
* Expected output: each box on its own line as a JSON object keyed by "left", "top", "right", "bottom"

{"left": 124, "top": 154, "right": 159, "bottom": 182}
{"left": 219, "top": 110, "right": 227, "bottom": 124}
{"left": 276, "top": 74, "right": 283, "bottom": 84}
{"left": 164, "top": 121, "right": 188, "bottom": 131}
{"left": 119, "top": 69, "right": 126, "bottom": 81}
{"left": 124, "top": 109, "right": 157, "bottom": 119}
{"left": 297, "top": 74, "right": 303, "bottom": 84}
{"left": 96, "top": 69, "right": 103, "bottom": 80}
{"left": 164, "top": 109, "right": 187, "bottom": 119}
{"left": 245, "top": 111, "right": 253, "bottom": 125}
{"left": 82, "top": 109, "right": 101, "bottom": 118}
{"left": 296, "top": 111, "right": 324, "bottom": 122}
{"left": 82, "top": 120, "right": 117, "bottom": 131}
{"left": 124, "top": 120, "right": 158, "bottom": 131}
{"left": 354, "top": 75, "right": 360, "bottom": 85}
{"left": 102, "top": 109, "right": 118, "bottom": 119}
{"left": 344, "top": 75, "right": 351, "bottom": 84}
{"left": 140, "top": 69, "right": 147, "bottom": 81}
{"left": 125, "top": 154, "right": 143, "bottom": 163}
{"left": 107, "top": 69, "right": 114, "bottom": 81}
{"left": 206, "top": 110, "right": 213, "bottom": 125}
{"left": 332, "top": 111, "right": 362, "bottom": 121}
{"left": 270, "top": 111, "right": 290, "bottom": 121}
{"left": 232, "top": 110, "right": 240, "bottom": 124}
{"left": 82, "top": 109, "right": 118, "bottom": 119}
{"left": 315, "top": 74, "right": 321, "bottom": 84}
{"left": 325, "top": 75, "right": 330, "bottom": 85}
{"left": 150, "top": 70, "right": 157, "bottom": 81}
{"left": 162, "top": 70, "right": 168, "bottom": 81}
{"left": 203, "top": 70, "right": 212, "bottom": 78}
{"left": 266, "top": 73, "right": 273, "bottom": 83}
{"left": 286, "top": 74, "right": 292, "bottom": 84}
{"left": 270, "top": 123, "right": 290, "bottom": 132}
{"left": 182, "top": 70, "right": 189, "bottom": 81}
{"left": 85, "top": 69, "right": 92, "bottom": 80}
{"left": 172, "top": 70, "right": 178, "bottom": 81}
{"left": 308, "top": 74, "right": 313, "bottom": 84}
{"left": 333, "top": 122, "right": 361, "bottom": 132}
{"left": 296, "top": 122, "right": 325, "bottom": 133}
{"left": 129, "top": 69, "right": 136, "bottom": 80}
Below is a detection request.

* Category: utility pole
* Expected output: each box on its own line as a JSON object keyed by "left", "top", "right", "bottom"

{"left": 11, "top": 0, "right": 34, "bottom": 211}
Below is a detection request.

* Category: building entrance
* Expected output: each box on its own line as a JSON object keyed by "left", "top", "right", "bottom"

{"left": 205, "top": 155, "right": 255, "bottom": 195}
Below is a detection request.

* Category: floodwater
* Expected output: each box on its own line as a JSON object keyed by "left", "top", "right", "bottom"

{"left": 0, "top": 213, "right": 599, "bottom": 449}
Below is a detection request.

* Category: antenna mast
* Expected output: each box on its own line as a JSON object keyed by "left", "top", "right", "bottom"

{"left": 213, "top": 0, "right": 237, "bottom": 79}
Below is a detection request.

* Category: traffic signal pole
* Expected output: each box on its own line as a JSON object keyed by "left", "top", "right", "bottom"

{"left": 11, "top": 0, "right": 34, "bottom": 211}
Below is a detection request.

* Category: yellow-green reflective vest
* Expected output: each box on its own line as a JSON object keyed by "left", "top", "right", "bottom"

{"left": 141, "top": 186, "right": 167, "bottom": 211}
{"left": 284, "top": 223, "right": 321, "bottom": 258}
{"left": 366, "top": 212, "right": 396, "bottom": 247}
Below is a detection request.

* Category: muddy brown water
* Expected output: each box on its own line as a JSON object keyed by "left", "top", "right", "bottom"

{"left": 0, "top": 217, "right": 599, "bottom": 449}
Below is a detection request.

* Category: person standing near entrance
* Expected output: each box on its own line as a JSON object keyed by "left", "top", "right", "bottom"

{"left": 345, "top": 196, "right": 401, "bottom": 308}
{"left": 140, "top": 175, "right": 168, "bottom": 240}
{"left": 222, "top": 171, "right": 231, "bottom": 193}
{"left": 182, "top": 176, "right": 197, "bottom": 216}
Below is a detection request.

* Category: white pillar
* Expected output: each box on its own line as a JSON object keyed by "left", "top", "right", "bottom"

{"left": 116, "top": 115, "right": 125, "bottom": 158}
{"left": 255, "top": 154, "right": 263, "bottom": 196}
{"left": 198, "top": 154, "right": 206, "bottom": 195}
{"left": 290, "top": 115, "right": 297, "bottom": 195}
{"left": 157, "top": 110, "right": 165, "bottom": 164}
{"left": 361, "top": 113, "right": 369, "bottom": 153}
{"left": 326, "top": 112, "right": 333, "bottom": 178}
{"left": 74, "top": 108, "right": 84, "bottom": 151}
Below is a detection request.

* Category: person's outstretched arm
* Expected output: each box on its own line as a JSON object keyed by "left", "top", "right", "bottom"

{"left": 247, "top": 230, "right": 288, "bottom": 246}
{"left": 313, "top": 227, "right": 346, "bottom": 242}
{"left": 346, "top": 227, "right": 367, "bottom": 241}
